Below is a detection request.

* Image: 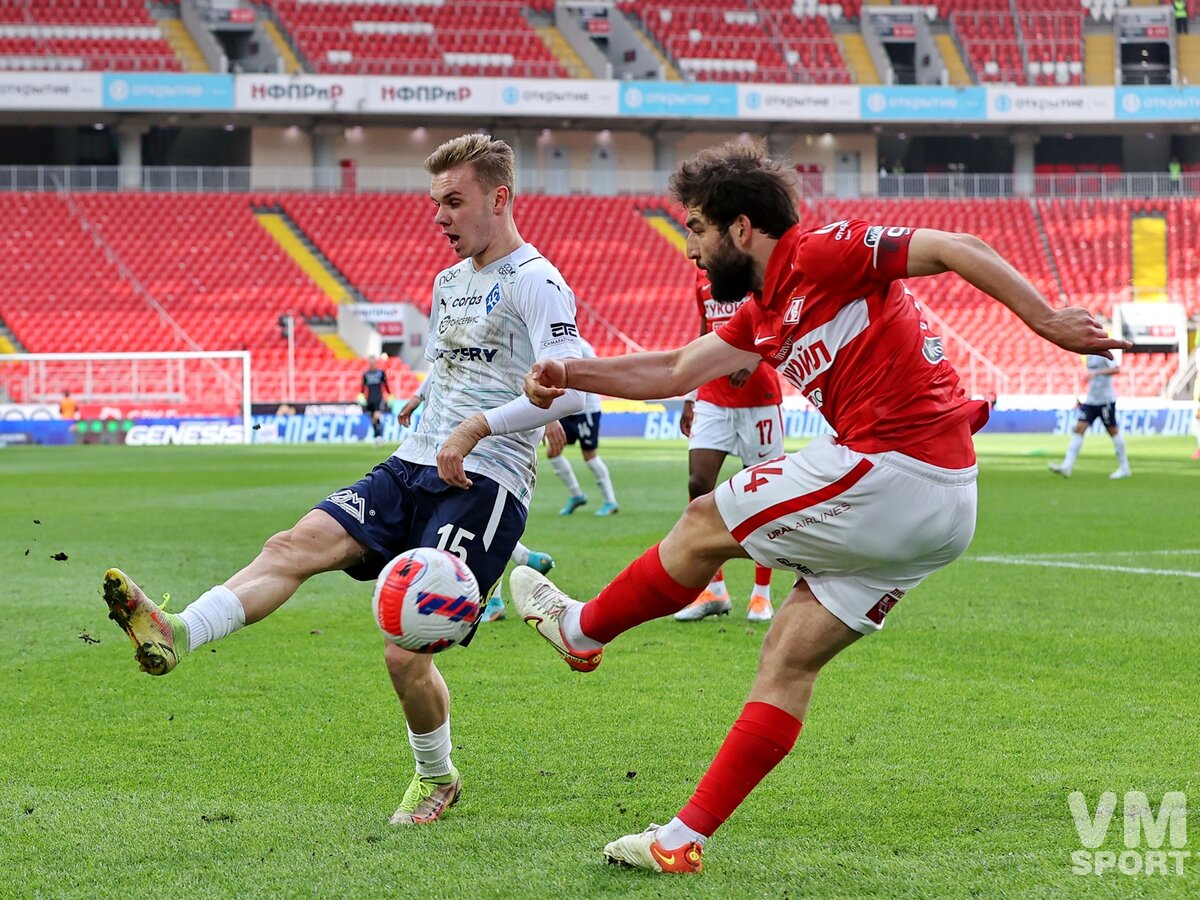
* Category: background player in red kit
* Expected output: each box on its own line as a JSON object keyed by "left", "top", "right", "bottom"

{"left": 510, "top": 141, "right": 1127, "bottom": 874}
{"left": 676, "top": 267, "right": 782, "bottom": 622}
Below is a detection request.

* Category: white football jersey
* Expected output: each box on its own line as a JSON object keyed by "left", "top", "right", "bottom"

{"left": 1083, "top": 354, "right": 1116, "bottom": 406}
{"left": 396, "top": 243, "right": 582, "bottom": 506}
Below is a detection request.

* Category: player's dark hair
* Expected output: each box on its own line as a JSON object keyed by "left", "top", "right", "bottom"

{"left": 669, "top": 140, "right": 798, "bottom": 239}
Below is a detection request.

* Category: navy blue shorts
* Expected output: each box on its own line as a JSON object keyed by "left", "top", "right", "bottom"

{"left": 1077, "top": 402, "right": 1117, "bottom": 429}
{"left": 315, "top": 457, "right": 526, "bottom": 603}
{"left": 561, "top": 411, "right": 600, "bottom": 452}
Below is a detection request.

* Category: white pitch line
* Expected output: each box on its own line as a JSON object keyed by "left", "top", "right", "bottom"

{"left": 969, "top": 556, "right": 1200, "bottom": 579}
{"left": 983, "top": 549, "right": 1200, "bottom": 560}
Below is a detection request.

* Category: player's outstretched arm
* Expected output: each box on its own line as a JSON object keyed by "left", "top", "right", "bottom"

{"left": 525, "top": 332, "right": 759, "bottom": 409}
{"left": 906, "top": 229, "right": 1131, "bottom": 359}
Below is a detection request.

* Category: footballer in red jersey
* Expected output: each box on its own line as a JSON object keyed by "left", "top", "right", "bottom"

{"left": 515, "top": 141, "right": 1126, "bottom": 874}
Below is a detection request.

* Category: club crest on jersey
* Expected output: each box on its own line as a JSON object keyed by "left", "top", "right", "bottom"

{"left": 784, "top": 296, "right": 805, "bottom": 324}
{"left": 485, "top": 284, "right": 502, "bottom": 314}
{"left": 922, "top": 335, "right": 945, "bottom": 364}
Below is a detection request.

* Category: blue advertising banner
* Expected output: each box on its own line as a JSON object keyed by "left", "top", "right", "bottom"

{"left": 618, "top": 81, "right": 738, "bottom": 118}
{"left": 102, "top": 73, "right": 235, "bottom": 110}
{"left": 1115, "top": 87, "right": 1200, "bottom": 120}
{"left": 2, "top": 406, "right": 1193, "bottom": 446}
{"left": 860, "top": 86, "right": 987, "bottom": 121}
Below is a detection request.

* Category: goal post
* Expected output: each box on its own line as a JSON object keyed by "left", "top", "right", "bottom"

{"left": 0, "top": 351, "right": 253, "bottom": 443}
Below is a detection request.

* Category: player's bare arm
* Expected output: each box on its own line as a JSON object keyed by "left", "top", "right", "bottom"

{"left": 397, "top": 396, "right": 421, "bottom": 426}
{"left": 526, "top": 332, "right": 759, "bottom": 409}
{"left": 727, "top": 368, "right": 752, "bottom": 388}
{"left": 905, "top": 229, "right": 1131, "bottom": 358}
{"left": 543, "top": 419, "right": 566, "bottom": 457}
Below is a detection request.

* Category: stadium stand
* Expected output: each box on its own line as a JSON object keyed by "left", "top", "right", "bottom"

{"left": 2, "top": 191, "right": 1190, "bottom": 401}
{"left": 0, "top": 0, "right": 181, "bottom": 72}
{"left": 615, "top": 0, "right": 851, "bottom": 84}
{"left": 269, "top": 0, "right": 569, "bottom": 78}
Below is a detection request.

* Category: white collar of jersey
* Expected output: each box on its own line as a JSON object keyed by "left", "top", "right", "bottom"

{"left": 472, "top": 242, "right": 540, "bottom": 274}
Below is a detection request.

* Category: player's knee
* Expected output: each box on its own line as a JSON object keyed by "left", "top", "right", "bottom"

{"left": 687, "top": 472, "right": 713, "bottom": 500}
{"left": 759, "top": 626, "right": 824, "bottom": 681}
{"left": 260, "top": 528, "right": 302, "bottom": 564}
{"left": 675, "top": 493, "right": 733, "bottom": 556}
{"left": 383, "top": 641, "right": 430, "bottom": 681}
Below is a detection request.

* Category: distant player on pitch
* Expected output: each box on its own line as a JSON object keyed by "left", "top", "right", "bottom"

{"left": 675, "top": 267, "right": 782, "bottom": 623}
{"left": 359, "top": 356, "right": 392, "bottom": 446}
{"left": 101, "top": 134, "right": 585, "bottom": 827}
{"left": 1048, "top": 353, "right": 1132, "bottom": 479}
{"left": 509, "top": 141, "right": 1125, "bottom": 874}
{"left": 547, "top": 337, "right": 620, "bottom": 517}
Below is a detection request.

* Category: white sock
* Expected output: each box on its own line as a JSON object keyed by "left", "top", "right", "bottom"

{"left": 180, "top": 585, "right": 246, "bottom": 651}
{"left": 657, "top": 816, "right": 709, "bottom": 849}
{"left": 549, "top": 455, "right": 582, "bottom": 496}
{"left": 1062, "top": 433, "right": 1084, "bottom": 468}
{"left": 408, "top": 719, "right": 453, "bottom": 778}
{"left": 510, "top": 541, "right": 531, "bottom": 567}
{"left": 707, "top": 577, "right": 728, "bottom": 598}
{"left": 586, "top": 456, "right": 617, "bottom": 505}
{"left": 1112, "top": 433, "right": 1129, "bottom": 469}
{"left": 560, "top": 602, "right": 603, "bottom": 652}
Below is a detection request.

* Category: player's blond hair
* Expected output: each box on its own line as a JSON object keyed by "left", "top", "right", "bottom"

{"left": 424, "top": 134, "right": 515, "bottom": 205}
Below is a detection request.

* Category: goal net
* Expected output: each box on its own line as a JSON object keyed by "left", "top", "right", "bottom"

{"left": 0, "top": 351, "right": 252, "bottom": 441}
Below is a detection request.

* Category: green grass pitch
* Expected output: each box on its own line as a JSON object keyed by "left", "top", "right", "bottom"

{"left": 2, "top": 435, "right": 1197, "bottom": 897}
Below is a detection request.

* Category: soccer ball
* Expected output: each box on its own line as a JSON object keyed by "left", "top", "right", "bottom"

{"left": 372, "top": 547, "right": 481, "bottom": 653}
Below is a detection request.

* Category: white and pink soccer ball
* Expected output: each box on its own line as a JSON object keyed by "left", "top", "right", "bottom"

{"left": 372, "top": 547, "right": 481, "bottom": 653}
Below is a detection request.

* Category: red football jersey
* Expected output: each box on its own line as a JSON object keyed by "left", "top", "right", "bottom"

{"left": 717, "top": 219, "right": 988, "bottom": 467}
{"left": 694, "top": 271, "right": 782, "bottom": 408}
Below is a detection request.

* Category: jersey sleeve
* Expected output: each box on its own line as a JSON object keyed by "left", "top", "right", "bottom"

{"left": 800, "top": 219, "right": 913, "bottom": 291}
{"left": 516, "top": 271, "right": 583, "bottom": 361}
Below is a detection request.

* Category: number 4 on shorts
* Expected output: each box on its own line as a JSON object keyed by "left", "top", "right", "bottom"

{"left": 742, "top": 465, "right": 783, "bottom": 494}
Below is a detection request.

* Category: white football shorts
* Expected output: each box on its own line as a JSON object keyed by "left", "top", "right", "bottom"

{"left": 714, "top": 434, "right": 977, "bottom": 634}
{"left": 688, "top": 400, "right": 784, "bottom": 467}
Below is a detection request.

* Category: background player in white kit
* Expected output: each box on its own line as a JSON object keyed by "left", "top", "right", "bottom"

{"left": 100, "top": 134, "right": 585, "bottom": 827}
{"left": 676, "top": 267, "right": 782, "bottom": 623}
{"left": 1049, "top": 353, "right": 1131, "bottom": 479}
{"left": 547, "top": 337, "right": 620, "bottom": 517}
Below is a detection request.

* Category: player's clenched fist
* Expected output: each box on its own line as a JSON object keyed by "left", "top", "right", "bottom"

{"left": 525, "top": 358, "right": 568, "bottom": 409}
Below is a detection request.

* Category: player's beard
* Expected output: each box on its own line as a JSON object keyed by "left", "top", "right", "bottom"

{"left": 706, "top": 232, "right": 757, "bottom": 303}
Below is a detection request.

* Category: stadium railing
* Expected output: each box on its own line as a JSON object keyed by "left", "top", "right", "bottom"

{"left": 1, "top": 166, "right": 1198, "bottom": 199}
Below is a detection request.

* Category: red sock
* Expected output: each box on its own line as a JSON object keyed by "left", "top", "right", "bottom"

{"left": 678, "top": 702, "right": 802, "bottom": 837}
{"left": 753, "top": 564, "right": 772, "bottom": 589}
{"left": 711, "top": 565, "right": 724, "bottom": 585}
{"left": 579, "top": 543, "right": 703, "bottom": 644}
